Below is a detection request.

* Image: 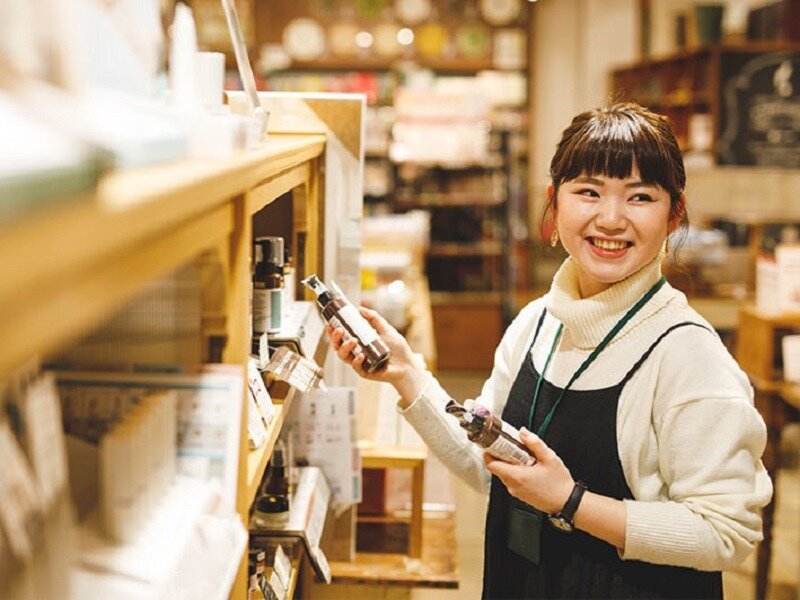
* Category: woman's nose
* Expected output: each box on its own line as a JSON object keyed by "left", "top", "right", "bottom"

{"left": 594, "top": 198, "right": 627, "bottom": 231}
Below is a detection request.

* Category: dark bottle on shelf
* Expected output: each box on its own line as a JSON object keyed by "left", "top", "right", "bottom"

{"left": 253, "top": 237, "right": 284, "bottom": 335}
{"left": 262, "top": 440, "right": 289, "bottom": 498}
{"left": 302, "top": 274, "right": 390, "bottom": 373}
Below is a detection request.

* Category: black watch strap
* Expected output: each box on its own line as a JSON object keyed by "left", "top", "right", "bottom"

{"left": 555, "top": 480, "right": 588, "bottom": 523}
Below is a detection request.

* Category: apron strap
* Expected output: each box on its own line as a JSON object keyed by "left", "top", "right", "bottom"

{"left": 618, "top": 321, "right": 713, "bottom": 387}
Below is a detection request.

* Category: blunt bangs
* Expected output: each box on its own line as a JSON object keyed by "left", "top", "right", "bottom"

{"left": 550, "top": 104, "right": 686, "bottom": 201}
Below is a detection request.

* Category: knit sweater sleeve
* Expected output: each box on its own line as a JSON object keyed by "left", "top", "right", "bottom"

{"left": 620, "top": 326, "right": 773, "bottom": 571}
{"left": 397, "top": 299, "right": 547, "bottom": 494}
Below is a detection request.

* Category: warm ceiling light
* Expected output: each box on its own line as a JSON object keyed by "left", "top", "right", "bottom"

{"left": 355, "top": 31, "right": 374, "bottom": 49}
{"left": 397, "top": 28, "right": 414, "bottom": 46}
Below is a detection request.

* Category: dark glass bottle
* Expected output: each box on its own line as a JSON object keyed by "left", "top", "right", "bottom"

{"left": 445, "top": 400, "right": 536, "bottom": 466}
{"left": 302, "top": 274, "right": 390, "bottom": 373}
{"left": 253, "top": 237, "right": 284, "bottom": 334}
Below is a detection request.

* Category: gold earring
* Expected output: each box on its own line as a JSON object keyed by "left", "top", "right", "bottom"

{"left": 663, "top": 238, "right": 670, "bottom": 256}
{"left": 550, "top": 228, "right": 559, "bottom": 248}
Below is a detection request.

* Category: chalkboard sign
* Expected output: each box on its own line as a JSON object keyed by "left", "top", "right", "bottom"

{"left": 718, "top": 51, "right": 800, "bottom": 168}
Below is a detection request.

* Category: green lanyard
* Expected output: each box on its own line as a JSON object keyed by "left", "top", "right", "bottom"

{"left": 529, "top": 276, "right": 667, "bottom": 437}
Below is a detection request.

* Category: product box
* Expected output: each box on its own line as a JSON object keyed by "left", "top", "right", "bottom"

{"left": 756, "top": 245, "right": 800, "bottom": 314}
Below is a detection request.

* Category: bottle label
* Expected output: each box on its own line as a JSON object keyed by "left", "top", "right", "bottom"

{"left": 268, "top": 289, "right": 282, "bottom": 333}
{"left": 337, "top": 304, "right": 379, "bottom": 345}
{"left": 330, "top": 316, "right": 364, "bottom": 355}
{"left": 253, "top": 288, "right": 270, "bottom": 334}
{"left": 486, "top": 426, "right": 536, "bottom": 466}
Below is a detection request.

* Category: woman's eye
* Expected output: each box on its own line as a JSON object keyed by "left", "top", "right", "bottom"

{"left": 630, "top": 193, "right": 653, "bottom": 202}
{"left": 577, "top": 188, "right": 599, "bottom": 198}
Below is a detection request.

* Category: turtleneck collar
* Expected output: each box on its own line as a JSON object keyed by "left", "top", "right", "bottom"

{"left": 546, "top": 253, "right": 666, "bottom": 349}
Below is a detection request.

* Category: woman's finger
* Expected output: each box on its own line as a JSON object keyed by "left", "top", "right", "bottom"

{"left": 519, "top": 428, "right": 554, "bottom": 462}
{"left": 358, "top": 306, "right": 392, "bottom": 336}
{"left": 352, "top": 352, "right": 369, "bottom": 376}
{"left": 337, "top": 338, "right": 358, "bottom": 362}
{"left": 330, "top": 327, "right": 345, "bottom": 349}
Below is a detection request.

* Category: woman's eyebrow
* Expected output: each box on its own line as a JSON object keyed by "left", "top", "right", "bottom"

{"left": 625, "top": 180, "right": 659, "bottom": 188}
{"left": 572, "top": 176, "right": 604, "bottom": 185}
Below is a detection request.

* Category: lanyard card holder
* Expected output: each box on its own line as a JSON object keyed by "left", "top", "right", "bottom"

{"left": 507, "top": 498, "right": 543, "bottom": 565}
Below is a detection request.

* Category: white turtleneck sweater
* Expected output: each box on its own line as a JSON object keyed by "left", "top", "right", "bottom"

{"left": 399, "top": 256, "right": 773, "bottom": 572}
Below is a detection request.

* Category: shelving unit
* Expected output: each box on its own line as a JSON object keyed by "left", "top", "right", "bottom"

{"left": 246, "top": 390, "right": 296, "bottom": 508}
{"left": 249, "top": 0, "right": 532, "bottom": 371}
{"left": 1, "top": 88, "right": 367, "bottom": 597}
{"left": 610, "top": 42, "right": 800, "bottom": 164}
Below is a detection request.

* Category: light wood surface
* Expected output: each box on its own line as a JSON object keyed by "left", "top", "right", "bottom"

{"left": 326, "top": 512, "right": 459, "bottom": 589}
{"left": 359, "top": 443, "right": 427, "bottom": 559}
{"left": 360, "top": 444, "right": 429, "bottom": 467}
{"left": 0, "top": 134, "right": 324, "bottom": 380}
{"left": 1, "top": 130, "right": 328, "bottom": 600}
{"left": 780, "top": 382, "right": 800, "bottom": 410}
{"left": 0, "top": 204, "right": 232, "bottom": 378}
{"left": 0, "top": 134, "right": 324, "bottom": 308}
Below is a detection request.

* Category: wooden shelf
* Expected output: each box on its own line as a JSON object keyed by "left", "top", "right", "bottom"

{"left": 286, "top": 562, "right": 301, "bottom": 599}
{"left": 780, "top": 382, "right": 800, "bottom": 410}
{"left": 0, "top": 134, "right": 325, "bottom": 379}
{"left": 392, "top": 155, "right": 504, "bottom": 170}
{"left": 428, "top": 241, "right": 503, "bottom": 257}
{"left": 246, "top": 388, "right": 297, "bottom": 509}
{"left": 430, "top": 290, "right": 503, "bottom": 304}
{"left": 326, "top": 511, "right": 459, "bottom": 589}
{"left": 401, "top": 192, "right": 504, "bottom": 207}
{"left": 284, "top": 56, "right": 502, "bottom": 73}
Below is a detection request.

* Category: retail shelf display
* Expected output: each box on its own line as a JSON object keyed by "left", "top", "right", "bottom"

{"left": 2, "top": 90, "right": 367, "bottom": 600}
{"left": 611, "top": 42, "right": 800, "bottom": 167}
{"left": 246, "top": 392, "right": 294, "bottom": 508}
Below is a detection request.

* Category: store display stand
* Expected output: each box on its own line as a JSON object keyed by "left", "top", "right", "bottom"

{"left": 1, "top": 91, "right": 369, "bottom": 599}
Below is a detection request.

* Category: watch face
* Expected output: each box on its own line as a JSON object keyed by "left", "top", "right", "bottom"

{"left": 548, "top": 515, "right": 574, "bottom": 532}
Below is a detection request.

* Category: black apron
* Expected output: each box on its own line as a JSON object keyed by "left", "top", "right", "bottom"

{"left": 482, "top": 312, "right": 723, "bottom": 599}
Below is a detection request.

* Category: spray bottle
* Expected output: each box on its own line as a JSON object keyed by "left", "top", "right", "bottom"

{"left": 446, "top": 399, "right": 536, "bottom": 466}
{"left": 302, "top": 274, "right": 390, "bottom": 373}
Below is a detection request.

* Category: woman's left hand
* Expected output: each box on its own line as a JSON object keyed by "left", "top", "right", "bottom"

{"left": 484, "top": 428, "right": 575, "bottom": 514}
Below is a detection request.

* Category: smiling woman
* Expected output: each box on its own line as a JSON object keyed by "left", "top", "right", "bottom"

{"left": 327, "top": 102, "right": 772, "bottom": 599}
{"left": 545, "top": 103, "right": 688, "bottom": 298}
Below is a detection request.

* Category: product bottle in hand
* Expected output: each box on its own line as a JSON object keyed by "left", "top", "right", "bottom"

{"left": 303, "top": 274, "right": 390, "bottom": 372}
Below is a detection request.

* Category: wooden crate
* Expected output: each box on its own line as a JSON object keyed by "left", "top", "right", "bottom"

{"left": 431, "top": 300, "right": 501, "bottom": 371}
{"left": 737, "top": 306, "right": 800, "bottom": 381}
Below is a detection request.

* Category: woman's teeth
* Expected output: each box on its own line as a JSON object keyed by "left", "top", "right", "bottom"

{"left": 591, "top": 238, "right": 628, "bottom": 251}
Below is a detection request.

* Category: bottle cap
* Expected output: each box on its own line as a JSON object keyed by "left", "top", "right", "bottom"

{"left": 302, "top": 274, "right": 335, "bottom": 306}
{"left": 255, "top": 493, "right": 290, "bottom": 514}
{"left": 256, "top": 236, "right": 284, "bottom": 266}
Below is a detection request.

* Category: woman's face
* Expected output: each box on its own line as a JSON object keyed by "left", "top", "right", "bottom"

{"left": 552, "top": 166, "right": 681, "bottom": 298}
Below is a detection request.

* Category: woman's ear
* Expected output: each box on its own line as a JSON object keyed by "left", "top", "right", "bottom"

{"left": 667, "top": 194, "right": 686, "bottom": 234}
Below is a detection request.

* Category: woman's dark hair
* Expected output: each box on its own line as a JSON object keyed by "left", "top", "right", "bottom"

{"left": 546, "top": 102, "right": 688, "bottom": 228}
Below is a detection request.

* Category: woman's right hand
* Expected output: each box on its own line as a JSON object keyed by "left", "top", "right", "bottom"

{"left": 326, "top": 306, "right": 425, "bottom": 400}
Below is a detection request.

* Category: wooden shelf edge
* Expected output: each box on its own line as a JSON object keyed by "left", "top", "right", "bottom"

{"left": 780, "top": 382, "right": 800, "bottom": 410}
{"left": 245, "top": 389, "right": 297, "bottom": 507}
{"left": 0, "top": 204, "right": 233, "bottom": 379}
{"left": 287, "top": 561, "right": 301, "bottom": 599}
{"left": 430, "top": 290, "right": 503, "bottom": 305}
{"left": 247, "top": 162, "right": 310, "bottom": 216}
{"left": 0, "top": 134, "right": 325, "bottom": 310}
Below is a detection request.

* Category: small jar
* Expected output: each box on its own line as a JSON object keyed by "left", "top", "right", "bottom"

{"left": 251, "top": 494, "right": 290, "bottom": 529}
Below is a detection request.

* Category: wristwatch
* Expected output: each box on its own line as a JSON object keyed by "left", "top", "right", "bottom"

{"left": 548, "top": 481, "right": 588, "bottom": 532}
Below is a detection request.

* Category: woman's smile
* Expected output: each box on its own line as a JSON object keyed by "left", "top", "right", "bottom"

{"left": 587, "top": 237, "right": 632, "bottom": 257}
